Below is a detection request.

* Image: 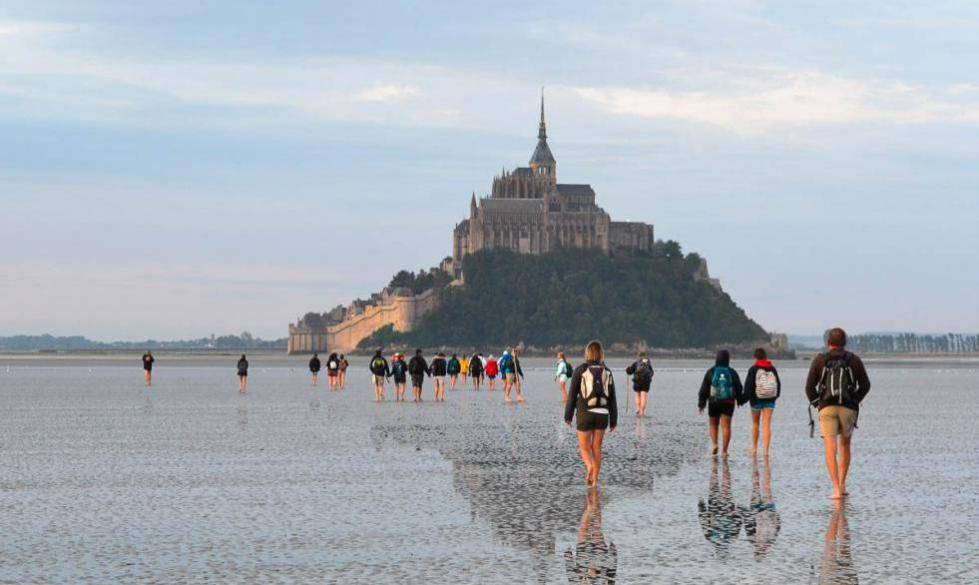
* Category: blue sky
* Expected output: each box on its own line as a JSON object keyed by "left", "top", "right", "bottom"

{"left": 2, "top": 1, "right": 978, "bottom": 340}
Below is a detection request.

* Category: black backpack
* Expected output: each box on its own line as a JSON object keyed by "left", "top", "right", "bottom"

{"left": 634, "top": 360, "right": 653, "bottom": 385}
{"left": 563, "top": 360, "right": 574, "bottom": 378}
{"left": 370, "top": 356, "right": 386, "bottom": 374}
{"left": 408, "top": 358, "right": 424, "bottom": 376}
{"left": 818, "top": 352, "right": 856, "bottom": 405}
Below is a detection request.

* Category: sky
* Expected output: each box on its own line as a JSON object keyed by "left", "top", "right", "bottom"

{"left": 1, "top": 0, "right": 978, "bottom": 340}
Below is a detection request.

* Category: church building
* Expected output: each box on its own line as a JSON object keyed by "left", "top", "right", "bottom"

{"left": 451, "top": 95, "right": 654, "bottom": 276}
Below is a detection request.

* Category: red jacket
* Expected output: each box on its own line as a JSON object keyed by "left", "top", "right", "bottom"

{"left": 485, "top": 359, "right": 499, "bottom": 377}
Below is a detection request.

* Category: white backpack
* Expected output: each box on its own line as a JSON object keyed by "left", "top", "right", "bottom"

{"left": 582, "top": 365, "right": 612, "bottom": 409}
{"left": 755, "top": 369, "right": 778, "bottom": 399}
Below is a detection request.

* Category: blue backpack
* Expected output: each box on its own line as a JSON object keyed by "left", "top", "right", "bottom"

{"left": 710, "top": 366, "right": 734, "bottom": 402}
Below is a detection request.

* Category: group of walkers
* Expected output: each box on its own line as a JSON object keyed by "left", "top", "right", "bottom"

{"left": 306, "top": 352, "right": 350, "bottom": 390}
{"left": 363, "top": 348, "right": 528, "bottom": 403}
{"left": 561, "top": 328, "right": 871, "bottom": 500}
{"left": 140, "top": 326, "right": 870, "bottom": 499}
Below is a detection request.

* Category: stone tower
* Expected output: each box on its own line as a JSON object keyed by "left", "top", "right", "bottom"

{"left": 529, "top": 91, "right": 556, "bottom": 185}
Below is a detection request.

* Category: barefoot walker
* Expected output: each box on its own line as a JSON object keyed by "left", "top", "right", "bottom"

{"left": 698, "top": 350, "right": 743, "bottom": 458}
{"left": 805, "top": 328, "right": 871, "bottom": 500}
{"left": 564, "top": 341, "right": 618, "bottom": 487}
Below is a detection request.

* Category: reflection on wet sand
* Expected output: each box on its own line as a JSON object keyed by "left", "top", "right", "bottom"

{"left": 698, "top": 458, "right": 742, "bottom": 558}
{"left": 565, "top": 489, "right": 617, "bottom": 584}
{"left": 818, "top": 502, "right": 858, "bottom": 584}
{"left": 741, "top": 459, "right": 780, "bottom": 559}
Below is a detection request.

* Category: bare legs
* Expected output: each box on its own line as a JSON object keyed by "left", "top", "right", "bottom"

{"left": 515, "top": 376, "right": 524, "bottom": 403}
{"left": 503, "top": 378, "right": 512, "bottom": 402}
{"left": 373, "top": 379, "right": 385, "bottom": 402}
{"left": 761, "top": 408, "right": 773, "bottom": 459}
{"left": 450, "top": 374, "right": 457, "bottom": 390}
{"left": 823, "top": 434, "right": 852, "bottom": 499}
{"left": 311, "top": 373, "right": 318, "bottom": 387}
{"left": 238, "top": 375, "right": 247, "bottom": 392}
{"left": 434, "top": 377, "right": 445, "bottom": 402}
{"left": 144, "top": 370, "right": 152, "bottom": 387}
{"left": 708, "top": 415, "right": 732, "bottom": 457}
{"left": 413, "top": 383, "right": 422, "bottom": 402}
{"left": 558, "top": 380, "right": 568, "bottom": 403}
{"left": 396, "top": 382, "right": 406, "bottom": 402}
{"left": 339, "top": 371, "right": 346, "bottom": 389}
{"left": 634, "top": 391, "right": 648, "bottom": 416}
{"left": 576, "top": 429, "right": 607, "bottom": 487}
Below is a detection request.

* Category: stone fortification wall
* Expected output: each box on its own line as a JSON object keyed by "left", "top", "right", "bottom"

{"left": 287, "top": 288, "right": 440, "bottom": 354}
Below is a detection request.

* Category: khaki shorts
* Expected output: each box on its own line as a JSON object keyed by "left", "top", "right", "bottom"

{"left": 372, "top": 374, "right": 386, "bottom": 385}
{"left": 819, "top": 406, "right": 857, "bottom": 438}
{"left": 505, "top": 373, "right": 516, "bottom": 383}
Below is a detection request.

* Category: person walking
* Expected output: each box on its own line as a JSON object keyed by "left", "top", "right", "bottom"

{"left": 391, "top": 353, "right": 408, "bottom": 402}
{"left": 431, "top": 351, "right": 448, "bottom": 402}
{"left": 447, "top": 353, "right": 462, "bottom": 390}
{"left": 485, "top": 354, "right": 499, "bottom": 390}
{"left": 741, "top": 348, "right": 781, "bottom": 459}
{"left": 805, "top": 328, "right": 871, "bottom": 500}
{"left": 237, "top": 354, "right": 249, "bottom": 392}
{"left": 555, "top": 352, "right": 573, "bottom": 403}
{"left": 407, "top": 349, "right": 430, "bottom": 402}
{"left": 564, "top": 340, "right": 617, "bottom": 487}
{"left": 698, "top": 350, "right": 743, "bottom": 458}
{"left": 368, "top": 349, "right": 390, "bottom": 401}
{"left": 625, "top": 353, "right": 654, "bottom": 417}
{"left": 142, "top": 350, "right": 155, "bottom": 387}
{"left": 499, "top": 349, "right": 516, "bottom": 402}
{"left": 338, "top": 354, "right": 349, "bottom": 389}
{"left": 326, "top": 353, "right": 341, "bottom": 390}
{"left": 468, "top": 353, "right": 484, "bottom": 390}
{"left": 308, "top": 352, "right": 322, "bottom": 387}
{"left": 512, "top": 348, "right": 526, "bottom": 402}
{"left": 460, "top": 355, "right": 470, "bottom": 382}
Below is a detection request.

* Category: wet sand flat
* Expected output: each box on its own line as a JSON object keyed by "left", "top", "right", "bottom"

{"left": 0, "top": 356, "right": 976, "bottom": 583}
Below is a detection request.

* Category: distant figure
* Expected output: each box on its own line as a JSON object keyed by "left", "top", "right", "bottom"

{"left": 698, "top": 350, "right": 743, "bottom": 458}
{"left": 369, "top": 349, "right": 390, "bottom": 401}
{"left": 460, "top": 355, "right": 470, "bottom": 380}
{"left": 498, "top": 349, "right": 514, "bottom": 401}
{"left": 447, "top": 353, "right": 462, "bottom": 390}
{"left": 554, "top": 351, "right": 573, "bottom": 403}
{"left": 698, "top": 457, "right": 742, "bottom": 559}
{"left": 308, "top": 352, "right": 321, "bottom": 387}
{"left": 326, "top": 352, "right": 340, "bottom": 390}
{"left": 430, "top": 351, "right": 448, "bottom": 402}
{"left": 407, "top": 349, "right": 430, "bottom": 402}
{"left": 805, "top": 328, "right": 871, "bottom": 500}
{"left": 512, "top": 348, "right": 525, "bottom": 402}
{"left": 142, "top": 350, "right": 154, "bottom": 387}
{"left": 484, "top": 355, "right": 499, "bottom": 390}
{"left": 741, "top": 459, "right": 780, "bottom": 559}
{"left": 237, "top": 354, "right": 249, "bottom": 392}
{"left": 625, "top": 352, "right": 654, "bottom": 417}
{"left": 741, "top": 348, "right": 781, "bottom": 458}
{"left": 338, "top": 354, "right": 349, "bottom": 389}
{"left": 390, "top": 353, "right": 408, "bottom": 402}
{"left": 564, "top": 489, "right": 617, "bottom": 582}
{"left": 564, "top": 340, "right": 618, "bottom": 487}
{"left": 468, "top": 353, "right": 484, "bottom": 391}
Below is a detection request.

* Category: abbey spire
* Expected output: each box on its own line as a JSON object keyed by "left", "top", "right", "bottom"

{"left": 529, "top": 89, "right": 556, "bottom": 181}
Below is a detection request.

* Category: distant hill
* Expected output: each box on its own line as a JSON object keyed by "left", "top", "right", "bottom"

{"left": 0, "top": 333, "right": 287, "bottom": 351}
{"left": 359, "top": 245, "right": 768, "bottom": 351}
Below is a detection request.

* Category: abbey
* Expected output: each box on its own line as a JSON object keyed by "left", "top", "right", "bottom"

{"left": 450, "top": 96, "right": 654, "bottom": 276}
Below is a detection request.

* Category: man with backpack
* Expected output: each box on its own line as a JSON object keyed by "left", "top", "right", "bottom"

{"left": 368, "top": 348, "right": 390, "bottom": 401}
{"left": 407, "top": 349, "right": 430, "bottom": 402}
{"left": 698, "top": 350, "right": 743, "bottom": 458}
{"left": 805, "top": 328, "right": 871, "bottom": 500}
{"left": 625, "top": 352, "right": 655, "bottom": 417}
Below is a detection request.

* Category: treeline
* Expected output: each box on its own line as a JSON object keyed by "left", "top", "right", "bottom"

{"left": 848, "top": 333, "right": 979, "bottom": 354}
{"left": 0, "top": 333, "right": 287, "bottom": 351}
{"left": 360, "top": 245, "right": 768, "bottom": 350}
{"left": 388, "top": 265, "right": 453, "bottom": 295}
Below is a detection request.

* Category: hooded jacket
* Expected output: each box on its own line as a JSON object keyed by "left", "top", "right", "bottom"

{"left": 741, "top": 359, "right": 781, "bottom": 405}
{"left": 447, "top": 356, "right": 461, "bottom": 375}
{"left": 698, "top": 351, "right": 743, "bottom": 410}
{"left": 430, "top": 356, "right": 448, "bottom": 376}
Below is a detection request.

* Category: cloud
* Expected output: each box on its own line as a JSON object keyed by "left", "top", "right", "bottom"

{"left": 354, "top": 84, "right": 421, "bottom": 103}
{"left": 575, "top": 69, "right": 979, "bottom": 134}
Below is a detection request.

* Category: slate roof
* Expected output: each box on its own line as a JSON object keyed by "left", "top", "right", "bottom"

{"left": 530, "top": 137, "right": 556, "bottom": 166}
{"left": 481, "top": 198, "right": 544, "bottom": 216}
{"left": 556, "top": 184, "right": 594, "bottom": 197}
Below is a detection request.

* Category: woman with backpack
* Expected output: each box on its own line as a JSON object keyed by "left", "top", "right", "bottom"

{"left": 326, "top": 352, "right": 341, "bottom": 390}
{"left": 447, "top": 353, "right": 461, "bottom": 390}
{"left": 308, "top": 352, "right": 321, "bottom": 387}
{"left": 468, "top": 353, "right": 484, "bottom": 391}
{"left": 740, "top": 347, "right": 781, "bottom": 459}
{"left": 697, "top": 350, "right": 743, "bottom": 458}
{"left": 555, "top": 351, "right": 573, "bottom": 403}
{"left": 625, "top": 352, "right": 654, "bottom": 417}
{"left": 431, "top": 351, "right": 448, "bottom": 402}
{"left": 391, "top": 353, "right": 408, "bottom": 402}
{"left": 564, "top": 341, "right": 618, "bottom": 488}
{"left": 338, "top": 354, "right": 349, "bottom": 389}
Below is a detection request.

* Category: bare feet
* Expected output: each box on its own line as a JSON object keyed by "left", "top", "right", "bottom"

{"left": 829, "top": 492, "right": 844, "bottom": 500}
{"left": 711, "top": 444, "right": 719, "bottom": 456}
{"left": 721, "top": 451, "right": 729, "bottom": 459}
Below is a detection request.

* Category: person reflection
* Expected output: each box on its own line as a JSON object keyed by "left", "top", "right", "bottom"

{"left": 741, "top": 458, "right": 780, "bottom": 558}
{"left": 564, "top": 489, "right": 617, "bottom": 583}
{"left": 817, "top": 501, "right": 858, "bottom": 584}
{"left": 698, "top": 458, "right": 741, "bottom": 558}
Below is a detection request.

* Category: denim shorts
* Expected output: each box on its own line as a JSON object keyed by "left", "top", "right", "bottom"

{"left": 751, "top": 399, "right": 776, "bottom": 411}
